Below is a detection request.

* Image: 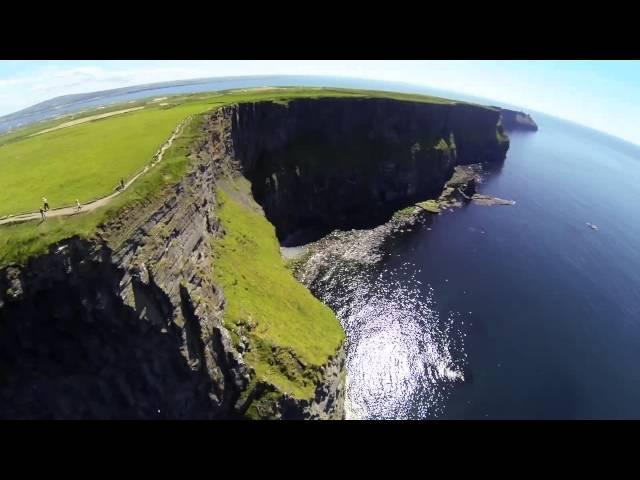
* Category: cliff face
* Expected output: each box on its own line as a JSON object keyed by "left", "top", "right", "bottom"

{"left": 227, "top": 98, "right": 509, "bottom": 244}
{"left": 0, "top": 96, "right": 509, "bottom": 419}
{"left": 498, "top": 107, "right": 538, "bottom": 131}
{"left": 0, "top": 131, "right": 246, "bottom": 419}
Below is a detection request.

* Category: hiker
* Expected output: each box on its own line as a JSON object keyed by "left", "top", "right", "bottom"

{"left": 42, "top": 197, "right": 49, "bottom": 211}
{"left": 40, "top": 208, "right": 46, "bottom": 220}
{"left": 120, "top": 178, "right": 125, "bottom": 190}
{"left": 76, "top": 199, "right": 81, "bottom": 211}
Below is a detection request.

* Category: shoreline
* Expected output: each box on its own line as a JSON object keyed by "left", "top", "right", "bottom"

{"left": 286, "top": 163, "right": 515, "bottom": 289}
{"left": 284, "top": 163, "right": 515, "bottom": 418}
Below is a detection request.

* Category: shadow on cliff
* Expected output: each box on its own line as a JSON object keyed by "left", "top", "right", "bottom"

{"left": 224, "top": 98, "right": 509, "bottom": 247}
{"left": 0, "top": 242, "right": 214, "bottom": 419}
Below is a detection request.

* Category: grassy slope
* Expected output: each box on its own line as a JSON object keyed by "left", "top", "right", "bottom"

{"left": 212, "top": 179, "right": 344, "bottom": 399}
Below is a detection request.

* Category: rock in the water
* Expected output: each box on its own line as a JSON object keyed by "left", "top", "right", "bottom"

{"left": 471, "top": 194, "right": 515, "bottom": 206}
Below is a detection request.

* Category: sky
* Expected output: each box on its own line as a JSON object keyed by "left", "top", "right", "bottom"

{"left": 0, "top": 60, "right": 638, "bottom": 145}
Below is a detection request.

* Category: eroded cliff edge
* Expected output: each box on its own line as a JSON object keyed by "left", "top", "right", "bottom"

{"left": 0, "top": 96, "right": 511, "bottom": 419}
{"left": 228, "top": 98, "right": 509, "bottom": 244}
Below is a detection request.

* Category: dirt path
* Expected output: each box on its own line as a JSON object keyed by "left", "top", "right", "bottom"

{"left": 0, "top": 117, "right": 191, "bottom": 227}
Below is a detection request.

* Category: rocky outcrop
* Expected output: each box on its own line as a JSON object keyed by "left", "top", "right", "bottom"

{"left": 225, "top": 98, "right": 509, "bottom": 245}
{"left": 471, "top": 194, "right": 516, "bottom": 206}
{"left": 289, "top": 161, "right": 514, "bottom": 293}
{"left": 236, "top": 345, "right": 346, "bottom": 420}
{"left": 497, "top": 107, "right": 538, "bottom": 131}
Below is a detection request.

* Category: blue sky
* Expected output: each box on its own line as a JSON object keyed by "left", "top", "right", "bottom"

{"left": 1, "top": 60, "right": 639, "bottom": 145}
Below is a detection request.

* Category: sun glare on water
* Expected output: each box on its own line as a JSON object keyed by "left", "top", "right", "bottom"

{"left": 316, "top": 260, "right": 467, "bottom": 420}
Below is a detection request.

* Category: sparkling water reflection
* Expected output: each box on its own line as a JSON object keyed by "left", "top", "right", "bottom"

{"left": 313, "top": 259, "right": 466, "bottom": 419}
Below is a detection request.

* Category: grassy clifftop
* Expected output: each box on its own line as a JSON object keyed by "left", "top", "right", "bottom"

{"left": 212, "top": 178, "right": 344, "bottom": 400}
{"left": 0, "top": 105, "right": 207, "bottom": 218}
{"left": 0, "top": 112, "right": 208, "bottom": 266}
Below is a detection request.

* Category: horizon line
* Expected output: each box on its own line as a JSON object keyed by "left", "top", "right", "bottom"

{"left": 2, "top": 73, "right": 639, "bottom": 149}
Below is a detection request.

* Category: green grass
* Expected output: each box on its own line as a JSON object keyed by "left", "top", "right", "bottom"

{"left": 0, "top": 102, "right": 213, "bottom": 217}
{"left": 0, "top": 111, "right": 209, "bottom": 266}
{"left": 211, "top": 181, "right": 344, "bottom": 399}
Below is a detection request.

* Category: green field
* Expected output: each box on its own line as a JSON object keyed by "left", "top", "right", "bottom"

{"left": 0, "top": 109, "right": 209, "bottom": 266}
{"left": 0, "top": 103, "right": 212, "bottom": 217}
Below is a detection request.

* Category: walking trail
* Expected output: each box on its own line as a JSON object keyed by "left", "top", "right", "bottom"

{"left": 0, "top": 117, "right": 191, "bottom": 227}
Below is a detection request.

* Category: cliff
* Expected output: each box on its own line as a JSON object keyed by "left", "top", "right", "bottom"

{"left": 0, "top": 95, "right": 509, "bottom": 419}
{"left": 497, "top": 107, "right": 538, "bottom": 131}
{"left": 228, "top": 98, "right": 509, "bottom": 245}
{"left": 0, "top": 129, "right": 247, "bottom": 418}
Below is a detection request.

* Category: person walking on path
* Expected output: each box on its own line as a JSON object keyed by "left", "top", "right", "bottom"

{"left": 76, "top": 199, "right": 81, "bottom": 211}
{"left": 42, "top": 197, "right": 49, "bottom": 211}
{"left": 40, "top": 208, "right": 46, "bottom": 220}
{"left": 120, "top": 178, "right": 125, "bottom": 191}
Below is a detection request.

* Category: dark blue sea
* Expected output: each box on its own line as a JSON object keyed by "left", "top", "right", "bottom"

{"left": 317, "top": 110, "right": 640, "bottom": 419}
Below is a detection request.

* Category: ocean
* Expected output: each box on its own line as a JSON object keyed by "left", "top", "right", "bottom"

{"left": 313, "top": 111, "right": 640, "bottom": 419}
